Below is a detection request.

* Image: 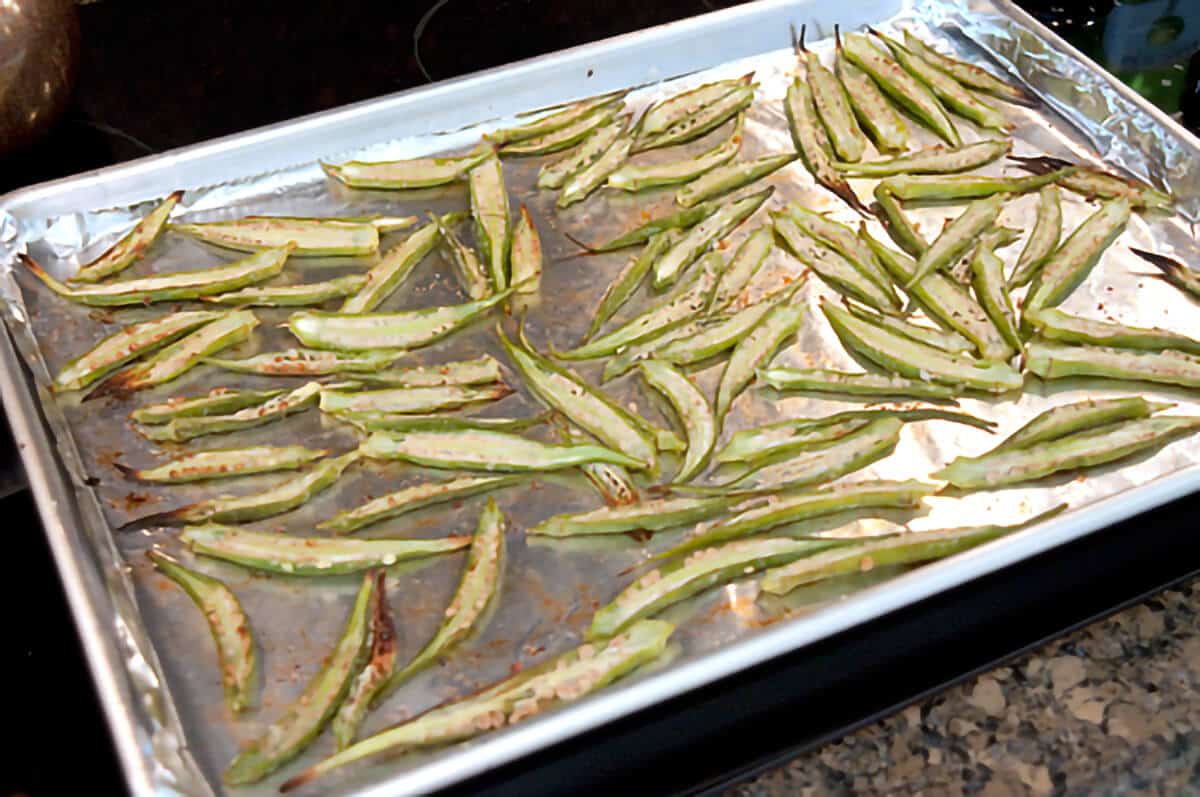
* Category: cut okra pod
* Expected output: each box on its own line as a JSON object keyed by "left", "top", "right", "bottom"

{"left": 283, "top": 620, "right": 673, "bottom": 791}
{"left": 1009, "top": 155, "right": 1173, "bottom": 210}
{"left": 844, "top": 302, "right": 974, "bottom": 354}
{"left": 132, "top": 387, "right": 284, "bottom": 425}
{"left": 119, "top": 446, "right": 328, "bottom": 483}
{"left": 780, "top": 203, "right": 895, "bottom": 299}
{"left": 772, "top": 212, "right": 899, "bottom": 312}
{"left": 135, "top": 451, "right": 360, "bottom": 525}
{"left": 715, "top": 297, "right": 805, "bottom": 423}
{"left": 1025, "top": 307, "right": 1200, "bottom": 355}
{"left": 905, "top": 195, "right": 1004, "bottom": 288}
{"left": 529, "top": 493, "right": 740, "bottom": 538}
{"left": 469, "top": 154, "right": 511, "bottom": 290}
{"left": 785, "top": 77, "right": 870, "bottom": 215}
{"left": 872, "top": 185, "right": 929, "bottom": 258}
{"left": 639, "top": 75, "right": 751, "bottom": 138}
{"left": 52, "top": 310, "right": 225, "bottom": 392}
{"left": 323, "top": 142, "right": 492, "bottom": 189}
{"left": 342, "top": 212, "right": 466, "bottom": 313}
{"left": 320, "top": 475, "right": 521, "bottom": 534}
{"left": 432, "top": 212, "right": 491, "bottom": 300}
{"left": 835, "top": 31, "right": 909, "bottom": 153}
{"left": 797, "top": 25, "right": 867, "bottom": 163}
{"left": 759, "top": 505, "right": 1067, "bottom": 595}
{"left": 332, "top": 572, "right": 398, "bottom": 750}
{"left": 600, "top": 317, "right": 719, "bottom": 383}
{"left": 969, "top": 243, "right": 1022, "bottom": 351}
{"left": 92, "top": 310, "right": 259, "bottom": 395}
{"left": 360, "top": 428, "right": 646, "bottom": 472}
{"left": 840, "top": 32, "right": 960, "bottom": 146}
{"left": 285, "top": 288, "right": 513, "bottom": 350}
{"left": 537, "top": 118, "right": 625, "bottom": 191}
{"left": 499, "top": 104, "right": 620, "bottom": 157}
{"left": 553, "top": 419, "right": 639, "bottom": 507}
{"left": 319, "top": 383, "right": 512, "bottom": 416}
{"left": 486, "top": 90, "right": 627, "bottom": 145}
{"left": 653, "top": 188, "right": 772, "bottom": 290}
{"left": 340, "top": 413, "right": 547, "bottom": 434}
{"left": 757, "top": 366, "right": 960, "bottom": 400}
{"left": 608, "top": 114, "right": 744, "bottom": 192}
{"left": 880, "top": 170, "right": 1070, "bottom": 204}
{"left": 184, "top": 525, "right": 470, "bottom": 577}
{"left": 901, "top": 30, "right": 1034, "bottom": 105}
{"left": 203, "top": 348, "right": 402, "bottom": 377}
{"left": 710, "top": 225, "right": 775, "bottom": 310}
{"left": 149, "top": 550, "right": 256, "bottom": 713}
{"left": 634, "top": 85, "right": 754, "bottom": 153}
{"left": 675, "top": 153, "right": 797, "bottom": 208}
{"left": 1025, "top": 340, "right": 1200, "bottom": 389}
{"left": 172, "top": 216, "right": 414, "bottom": 256}
{"left": 822, "top": 301, "right": 1024, "bottom": 392}
{"left": 1008, "top": 186, "right": 1063, "bottom": 288}
{"left": 588, "top": 538, "right": 840, "bottom": 639}
{"left": 639, "top": 360, "right": 715, "bottom": 483}
{"left": 935, "top": 416, "right": 1200, "bottom": 489}
{"left": 510, "top": 205, "right": 543, "bottom": 296}
{"left": 1025, "top": 199, "right": 1131, "bottom": 311}
{"left": 370, "top": 500, "right": 505, "bottom": 706}
{"left": 978, "top": 397, "right": 1172, "bottom": 457}
{"left": 137, "top": 380, "right": 336, "bottom": 442}
{"left": 558, "top": 117, "right": 636, "bottom": 208}
{"left": 569, "top": 198, "right": 724, "bottom": 253}
{"left": 71, "top": 190, "right": 182, "bottom": 283}
{"left": 20, "top": 246, "right": 289, "bottom": 307}
{"left": 351, "top": 355, "right": 504, "bottom": 388}
{"left": 202, "top": 274, "right": 369, "bottom": 307}
{"left": 838, "top": 139, "right": 1011, "bottom": 178}
{"left": 584, "top": 230, "right": 678, "bottom": 343}
{"left": 224, "top": 572, "right": 376, "bottom": 784}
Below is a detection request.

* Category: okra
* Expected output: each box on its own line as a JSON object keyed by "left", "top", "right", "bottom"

{"left": 285, "top": 288, "right": 513, "bottom": 350}
{"left": 822, "top": 301, "right": 1023, "bottom": 392}
{"left": 119, "top": 446, "right": 328, "bottom": 483}
{"left": 1008, "top": 185, "right": 1063, "bottom": 288}
{"left": 873, "top": 29, "right": 1006, "bottom": 130}
{"left": 319, "top": 383, "right": 511, "bottom": 416}
{"left": 797, "top": 25, "right": 865, "bottom": 162}
{"left": 880, "top": 170, "right": 1070, "bottom": 203}
{"left": 936, "top": 416, "right": 1200, "bottom": 488}
{"left": 861, "top": 228, "right": 1014, "bottom": 361}
{"left": 715, "top": 297, "right": 804, "bottom": 423}
{"left": 71, "top": 190, "right": 182, "bottom": 283}
{"left": 608, "top": 114, "right": 744, "bottom": 192}
{"left": 901, "top": 30, "right": 1033, "bottom": 105}
{"left": 759, "top": 505, "right": 1067, "bottom": 595}
{"left": 224, "top": 572, "right": 376, "bottom": 784}
{"left": 844, "top": 302, "right": 974, "bottom": 353}
{"left": 132, "top": 387, "right": 284, "bottom": 425}
{"left": 757, "top": 366, "right": 960, "bottom": 400}
{"left": 639, "top": 75, "right": 751, "bottom": 137}
{"left": 571, "top": 198, "right": 725, "bottom": 253}
{"left": 52, "top": 310, "right": 224, "bottom": 392}
{"left": 872, "top": 185, "right": 929, "bottom": 258}
{"left": 323, "top": 142, "right": 492, "bottom": 190}
{"left": 1025, "top": 198, "right": 1131, "bottom": 311}
{"left": 657, "top": 285, "right": 795, "bottom": 368}
{"left": 360, "top": 429, "right": 646, "bottom": 472}
{"left": 906, "top": 195, "right": 1004, "bottom": 288}
{"left": 836, "top": 139, "right": 1011, "bottom": 178}
{"left": 321, "top": 475, "right": 520, "bottom": 534}
{"left": 283, "top": 620, "right": 673, "bottom": 790}
{"left": 554, "top": 419, "right": 639, "bottom": 507}
{"left": 1009, "top": 155, "right": 1173, "bottom": 210}
{"left": 970, "top": 243, "right": 1021, "bottom": 351}
{"left": 529, "top": 493, "right": 739, "bottom": 538}
{"left": 500, "top": 104, "right": 620, "bottom": 156}
{"left": 727, "top": 416, "right": 903, "bottom": 490}
{"left": 841, "top": 32, "right": 960, "bottom": 146}
{"left": 341, "top": 413, "right": 547, "bottom": 434}
{"left": 184, "top": 525, "right": 470, "bottom": 576}
{"left": 558, "top": 122, "right": 635, "bottom": 208}
{"left": 203, "top": 348, "right": 402, "bottom": 376}
{"left": 93, "top": 310, "right": 258, "bottom": 395}
{"left": 202, "top": 274, "right": 369, "bottom": 306}
{"left": 342, "top": 212, "right": 465, "bottom": 313}
{"left": 1131, "top": 248, "right": 1200, "bottom": 301}
{"left": 589, "top": 538, "right": 840, "bottom": 639}
{"left": 982, "top": 397, "right": 1171, "bottom": 457}
{"left": 781, "top": 203, "right": 895, "bottom": 299}
{"left": 835, "top": 34, "right": 908, "bottom": 153}
{"left": 585, "top": 230, "right": 678, "bottom": 343}
{"left": 138, "top": 451, "right": 360, "bottom": 525}
{"left": 600, "top": 317, "right": 718, "bottom": 383}
{"left": 149, "top": 550, "right": 256, "bottom": 713}
{"left": 20, "top": 246, "right": 288, "bottom": 307}
{"left": 639, "top": 360, "right": 714, "bottom": 483}
{"left": 785, "top": 77, "right": 870, "bottom": 215}
{"left": 432, "top": 212, "right": 491, "bottom": 300}
{"left": 653, "top": 188, "right": 772, "bottom": 290}
{"left": 486, "top": 91, "right": 627, "bottom": 145}
{"left": 332, "top": 572, "right": 397, "bottom": 750}
{"left": 510, "top": 205, "right": 542, "bottom": 295}
{"left": 137, "top": 380, "right": 335, "bottom": 442}
{"left": 1025, "top": 307, "right": 1200, "bottom": 355}
{"left": 673, "top": 479, "right": 936, "bottom": 554}
{"left": 469, "top": 154, "right": 511, "bottom": 290}
{"left": 1025, "top": 340, "right": 1200, "bottom": 389}
{"left": 634, "top": 85, "right": 754, "bottom": 153}
{"left": 556, "top": 254, "right": 717, "bottom": 360}
{"left": 537, "top": 118, "right": 625, "bottom": 190}
{"left": 772, "top": 212, "right": 898, "bottom": 312}
{"left": 372, "top": 500, "right": 505, "bottom": 704}
{"left": 498, "top": 327, "right": 660, "bottom": 469}
{"left": 351, "top": 355, "right": 505, "bottom": 388}
{"left": 676, "top": 153, "right": 797, "bottom": 208}
{"left": 172, "top": 216, "right": 414, "bottom": 256}
{"left": 710, "top": 225, "right": 774, "bottom": 310}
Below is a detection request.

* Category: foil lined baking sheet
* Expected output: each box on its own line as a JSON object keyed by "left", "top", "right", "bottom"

{"left": 2, "top": 1, "right": 1199, "bottom": 795}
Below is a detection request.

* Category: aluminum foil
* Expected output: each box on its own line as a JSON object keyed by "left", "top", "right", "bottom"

{"left": 1, "top": 1, "right": 1199, "bottom": 795}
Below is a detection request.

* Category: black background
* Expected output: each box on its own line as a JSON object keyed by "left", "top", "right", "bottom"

{"left": 2, "top": 2, "right": 1198, "bottom": 795}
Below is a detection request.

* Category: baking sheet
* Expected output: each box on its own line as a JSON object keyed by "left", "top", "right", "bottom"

{"left": 2, "top": 1, "right": 1200, "bottom": 795}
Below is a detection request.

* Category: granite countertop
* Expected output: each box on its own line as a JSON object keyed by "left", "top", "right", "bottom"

{"left": 729, "top": 578, "right": 1200, "bottom": 796}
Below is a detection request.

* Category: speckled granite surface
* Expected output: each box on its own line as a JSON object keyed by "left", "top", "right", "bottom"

{"left": 727, "top": 579, "right": 1200, "bottom": 796}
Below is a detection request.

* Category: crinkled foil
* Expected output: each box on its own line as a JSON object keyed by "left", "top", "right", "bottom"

{"left": 1, "top": 2, "right": 1199, "bottom": 795}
